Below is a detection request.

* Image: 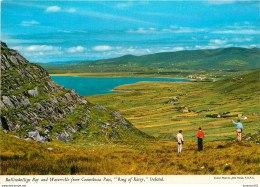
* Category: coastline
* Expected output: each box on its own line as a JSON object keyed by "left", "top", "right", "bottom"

{"left": 49, "top": 73, "right": 191, "bottom": 80}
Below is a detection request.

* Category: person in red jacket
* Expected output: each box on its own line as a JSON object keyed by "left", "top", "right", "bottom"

{"left": 197, "top": 127, "right": 204, "bottom": 151}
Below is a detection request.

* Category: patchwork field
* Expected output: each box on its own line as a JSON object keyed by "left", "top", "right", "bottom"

{"left": 87, "top": 71, "right": 260, "bottom": 142}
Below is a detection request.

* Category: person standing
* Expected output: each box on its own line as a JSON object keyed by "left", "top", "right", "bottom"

{"left": 232, "top": 119, "right": 243, "bottom": 141}
{"left": 176, "top": 130, "right": 184, "bottom": 153}
{"left": 197, "top": 127, "right": 204, "bottom": 151}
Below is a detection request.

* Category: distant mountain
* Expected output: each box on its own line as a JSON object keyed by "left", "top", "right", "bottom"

{"left": 1, "top": 42, "right": 151, "bottom": 144}
{"left": 41, "top": 47, "right": 260, "bottom": 73}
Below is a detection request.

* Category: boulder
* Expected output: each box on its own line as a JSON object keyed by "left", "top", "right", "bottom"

{"left": 64, "top": 93, "right": 73, "bottom": 102}
{"left": 28, "top": 131, "right": 45, "bottom": 143}
{"left": 28, "top": 87, "right": 38, "bottom": 97}
{"left": 2, "top": 96, "right": 15, "bottom": 109}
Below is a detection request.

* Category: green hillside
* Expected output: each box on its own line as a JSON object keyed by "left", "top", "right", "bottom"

{"left": 42, "top": 47, "right": 260, "bottom": 74}
{"left": 216, "top": 70, "right": 260, "bottom": 94}
{"left": 87, "top": 70, "right": 260, "bottom": 141}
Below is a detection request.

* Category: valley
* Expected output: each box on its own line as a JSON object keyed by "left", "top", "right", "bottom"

{"left": 1, "top": 42, "right": 259, "bottom": 175}
{"left": 87, "top": 71, "right": 260, "bottom": 142}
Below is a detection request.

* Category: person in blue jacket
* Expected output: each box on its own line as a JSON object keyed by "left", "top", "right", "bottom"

{"left": 232, "top": 119, "right": 243, "bottom": 141}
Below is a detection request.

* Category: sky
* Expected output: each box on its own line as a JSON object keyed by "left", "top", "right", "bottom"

{"left": 1, "top": 0, "right": 260, "bottom": 63}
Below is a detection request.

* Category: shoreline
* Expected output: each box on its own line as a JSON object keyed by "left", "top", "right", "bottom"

{"left": 49, "top": 73, "right": 191, "bottom": 80}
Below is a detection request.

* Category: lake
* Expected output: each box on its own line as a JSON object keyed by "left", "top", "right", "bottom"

{"left": 51, "top": 76, "right": 190, "bottom": 96}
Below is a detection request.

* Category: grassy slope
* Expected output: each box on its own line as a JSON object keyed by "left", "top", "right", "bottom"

{"left": 87, "top": 71, "right": 260, "bottom": 142}
{"left": 1, "top": 130, "right": 259, "bottom": 175}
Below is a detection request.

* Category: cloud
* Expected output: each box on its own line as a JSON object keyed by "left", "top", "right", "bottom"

{"left": 46, "top": 6, "right": 61, "bottom": 12}
{"left": 212, "top": 29, "right": 259, "bottom": 34}
{"left": 20, "top": 20, "right": 40, "bottom": 26}
{"left": 127, "top": 26, "right": 206, "bottom": 34}
{"left": 93, "top": 45, "right": 113, "bottom": 51}
{"left": 172, "top": 47, "right": 185, "bottom": 51}
{"left": 115, "top": 2, "right": 133, "bottom": 9}
{"left": 230, "top": 38, "right": 252, "bottom": 42}
{"left": 12, "top": 45, "right": 63, "bottom": 57}
{"left": 66, "top": 8, "right": 76, "bottom": 13}
{"left": 58, "top": 30, "right": 72, "bottom": 33}
{"left": 27, "top": 45, "right": 55, "bottom": 51}
{"left": 127, "top": 28, "right": 159, "bottom": 34}
{"left": 67, "top": 46, "right": 85, "bottom": 53}
{"left": 210, "top": 39, "right": 227, "bottom": 45}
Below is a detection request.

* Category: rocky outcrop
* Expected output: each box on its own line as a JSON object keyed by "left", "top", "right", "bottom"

{"left": 1, "top": 42, "right": 151, "bottom": 143}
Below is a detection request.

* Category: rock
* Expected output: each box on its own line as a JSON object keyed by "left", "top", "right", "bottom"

{"left": 15, "top": 124, "right": 20, "bottom": 130}
{"left": 64, "top": 93, "right": 73, "bottom": 102}
{"left": 35, "top": 127, "right": 42, "bottom": 132}
{"left": 3, "top": 129, "right": 8, "bottom": 134}
{"left": 1, "top": 116, "right": 15, "bottom": 131}
{"left": 47, "top": 147, "right": 53, "bottom": 151}
{"left": 57, "top": 131, "right": 70, "bottom": 142}
{"left": 113, "top": 111, "right": 122, "bottom": 119}
{"left": 24, "top": 138, "right": 31, "bottom": 141}
{"left": 28, "top": 131, "right": 45, "bottom": 143}
{"left": 14, "top": 136, "right": 20, "bottom": 139}
{"left": 28, "top": 87, "right": 38, "bottom": 97}
{"left": 2, "top": 96, "right": 15, "bottom": 109}
{"left": 50, "top": 97, "right": 58, "bottom": 104}
{"left": 67, "top": 125, "right": 76, "bottom": 134}
{"left": 94, "top": 104, "right": 107, "bottom": 111}
{"left": 1, "top": 55, "right": 10, "bottom": 69}
{"left": 10, "top": 56, "right": 19, "bottom": 66}
{"left": 0, "top": 100, "right": 7, "bottom": 110}
{"left": 82, "top": 131, "right": 88, "bottom": 135}
{"left": 21, "top": 97, "right": 31, "bottom": 107}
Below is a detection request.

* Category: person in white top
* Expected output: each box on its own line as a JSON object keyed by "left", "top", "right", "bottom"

{"left": 176, "top": 130, "right": 184, "bottom": 153}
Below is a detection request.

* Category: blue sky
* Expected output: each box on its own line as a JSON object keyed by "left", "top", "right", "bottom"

{"left": 2, "top": 0, "right": 260, "bottom": 63}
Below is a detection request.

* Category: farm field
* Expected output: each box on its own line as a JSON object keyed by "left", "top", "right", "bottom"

{"left": 87, "top": 71, "right": 260, "bottom": 142}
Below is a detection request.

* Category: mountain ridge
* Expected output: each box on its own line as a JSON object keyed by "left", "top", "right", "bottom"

{"left": 41, "top": 47, "right": 260, "bottom": 74}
